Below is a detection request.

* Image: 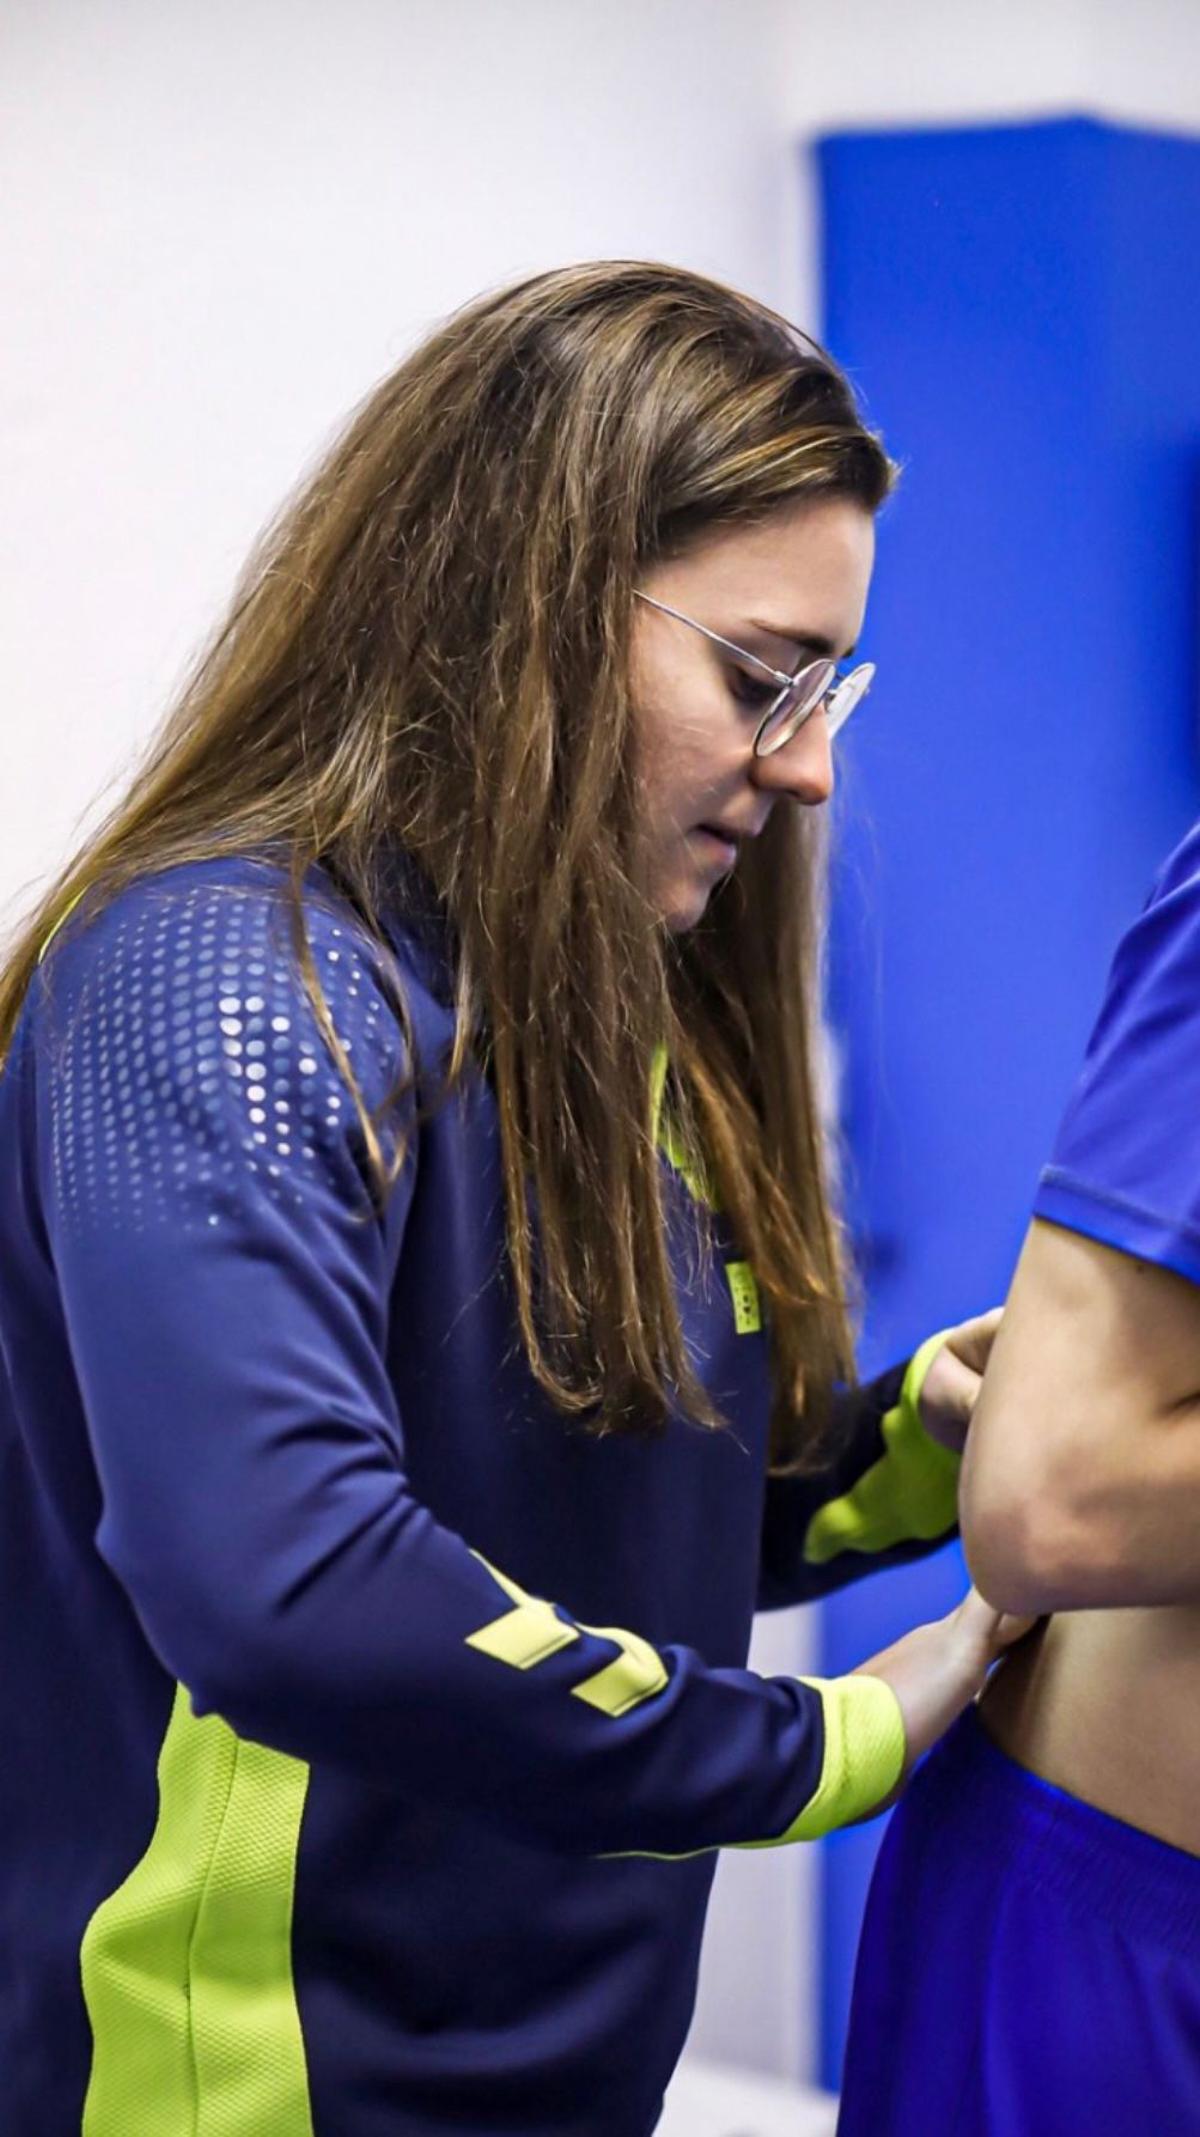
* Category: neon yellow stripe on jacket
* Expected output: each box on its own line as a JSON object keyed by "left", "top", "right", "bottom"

{"left": 648, "top": 1044, "right": 720, "bottom": 1208}
{"left": 36, "top": 888, "right": 87, "bottom": 964}
{"left": 466, "top": 1550, "right": 670, "bottom": 1719}
{"left": 81, "top": 1683, "right": 312, "bottom": 2136}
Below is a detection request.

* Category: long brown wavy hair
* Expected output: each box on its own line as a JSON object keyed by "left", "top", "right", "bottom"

{"left": 0, "top": 261, "right": 893, "bottom": 1468}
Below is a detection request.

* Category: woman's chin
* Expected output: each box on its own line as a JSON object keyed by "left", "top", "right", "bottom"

{"left": 659, "top": 886, "right": 711, "bottom": 934}
{"left": 649, "top": 844, "right": 728, "bottom": 933}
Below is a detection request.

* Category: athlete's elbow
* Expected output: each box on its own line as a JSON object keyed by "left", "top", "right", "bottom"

{"left": 962, "top": 1502, "right": 1065, "bottom": 1613}
{"left": 961, "top": 1464, "right": 1129, "bottom": 1613}
{"left": 956, "top": 1478, "right": 1144, "bottom": 1607}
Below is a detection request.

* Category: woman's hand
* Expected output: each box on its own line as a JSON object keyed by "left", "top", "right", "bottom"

{"left": 917, "top": 1306, "right": 1003, "bottom": 1455}
{"left": 853, "top": 1587, "right": 1036, "bottom": 1802}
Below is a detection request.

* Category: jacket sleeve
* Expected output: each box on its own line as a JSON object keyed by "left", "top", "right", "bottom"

{"left": 757, "top": 1342, "right": 963, "bottom": 1610}
{"left": 38, "top": 872, "right": 904, "bottom": 1858}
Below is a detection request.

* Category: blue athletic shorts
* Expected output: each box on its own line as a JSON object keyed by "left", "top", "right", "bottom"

{"left": 837, "top": 1703, "right": 1200, "bottom": 2136}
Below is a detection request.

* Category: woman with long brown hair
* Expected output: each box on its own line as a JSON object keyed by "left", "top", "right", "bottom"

{"left": 0, "top": 261, "right": 1023, "bottom": 2134}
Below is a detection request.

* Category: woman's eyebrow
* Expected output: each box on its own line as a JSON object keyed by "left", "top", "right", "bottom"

{"left": 746, "top": 618, "right": 858, "bottom": 663}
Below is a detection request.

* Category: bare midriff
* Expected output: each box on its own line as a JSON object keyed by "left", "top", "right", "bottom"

{"left": 978, "top": 1605, "right": 1200, "bottom": 1858}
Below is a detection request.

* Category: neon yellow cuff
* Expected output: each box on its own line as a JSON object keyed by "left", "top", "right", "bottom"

{"left": 598, "top": 1672, "right": 905, "bottom": 1864}
{"left": 890, "top": 1326, "right": 964, "bottom": 1515}
{"left": 741, "top": 1673, "right": 905, "bottom": 1846}
{"left": 802, "top": 1330, "right": 962, "bottom": 1567}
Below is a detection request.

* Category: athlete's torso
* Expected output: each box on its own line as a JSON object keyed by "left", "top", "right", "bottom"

{"left": 981, "top": 1604, "right": 1200, "bottom": 1856}
{"left": 981, "top": 820, "right": 1200, "bottom": 1861}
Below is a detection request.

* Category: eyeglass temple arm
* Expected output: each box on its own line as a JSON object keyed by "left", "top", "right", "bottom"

{"left": 632, "top": 591, "right": 799, "bottom": 688}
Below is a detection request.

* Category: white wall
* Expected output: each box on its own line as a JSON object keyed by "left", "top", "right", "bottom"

{"left": 7, "top": 0, "right": 1200, "bottom": 2102}
{"left": 0, "top": 0, "right": 801, "bottom": 928}
{"left": 785, "top": 0, "right": 1200, "bottom": 132}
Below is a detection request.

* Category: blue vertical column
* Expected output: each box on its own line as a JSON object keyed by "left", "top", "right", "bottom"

{"left": 816, "top": 116, "right": 1200, "bottom": 2086}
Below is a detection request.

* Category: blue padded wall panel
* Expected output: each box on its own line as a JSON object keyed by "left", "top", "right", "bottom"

{"left": 816, "top": 117, "right": 1200, "bottom": 2086}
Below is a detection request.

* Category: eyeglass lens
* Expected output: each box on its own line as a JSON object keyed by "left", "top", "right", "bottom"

{"left": 755, "top": 661, "right": 876, "bottom": 755}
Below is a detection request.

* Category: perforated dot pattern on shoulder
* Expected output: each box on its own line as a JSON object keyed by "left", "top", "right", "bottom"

{"left": 46, "top": 881, "right": 406, "bottom": 1242}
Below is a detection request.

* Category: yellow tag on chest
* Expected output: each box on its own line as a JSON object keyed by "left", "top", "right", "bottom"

{"left": 724, "top": 1260, "right": 762, "bottom": 1334}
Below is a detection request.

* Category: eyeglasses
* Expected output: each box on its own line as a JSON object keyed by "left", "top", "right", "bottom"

{"left": 633, "top": 591, "right": 876, "bottom": 757}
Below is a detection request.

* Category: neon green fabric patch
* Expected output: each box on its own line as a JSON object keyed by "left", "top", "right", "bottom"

{"left": 750, "top": 1673, "right": 905, "bottom": 1844}
{"left": 467, "top": 1551, "right": 669, "bottom": 1719}
{"left": 36, "top": 887, "right": 87, "bottom": 964}
{"left": 569, "top": 1626, "right": 669, "bottom": 1717}
{"left": 650, "top": 1051, "right": 765, "bottom": 1333}
{"left": 466, "top": 1596, "right": 580, "bottom": 1669}
{"left": 724, "top": 1260, "right": 762, "bottom": 1334}
{"left": 602, "top": 1670, "right": 905, "bottom": 1860}
{"left": 802, "top": 1330, "right": 962, "bottom": 1567}
{"left": 81, "top": 1683, "right": 312, "bottom": 2135}
{"left": 648, "top": 1044, "right": 720, "bottom": 1209}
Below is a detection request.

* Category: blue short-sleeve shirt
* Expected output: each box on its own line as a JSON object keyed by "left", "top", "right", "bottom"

{"left": 1034, "top": 820, "right": 1200, "bottom": 1282}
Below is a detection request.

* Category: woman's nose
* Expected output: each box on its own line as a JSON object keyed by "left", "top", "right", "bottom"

{"left": 750, "top": 710, "right": 835, "bottom": 806}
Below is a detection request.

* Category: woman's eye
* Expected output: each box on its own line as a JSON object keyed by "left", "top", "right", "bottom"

{"left": 727, "top": 666, "right": 777, "bottom": 711}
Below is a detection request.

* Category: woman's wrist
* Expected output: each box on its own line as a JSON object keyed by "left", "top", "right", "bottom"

{"left": 853, "top": 1588, "right": 1035, "bottom": 1774}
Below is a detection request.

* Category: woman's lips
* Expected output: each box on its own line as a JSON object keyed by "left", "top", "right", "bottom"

{"left": 692, "top": 825, "right": 739, "bottom": 871}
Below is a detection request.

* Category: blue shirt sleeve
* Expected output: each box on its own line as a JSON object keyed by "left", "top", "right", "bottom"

{"left": 36, "top": 867, "right": 903, "bottom": 1856}
{"left": 1033, "top": 822, "right": 1200, "bottom": 1286}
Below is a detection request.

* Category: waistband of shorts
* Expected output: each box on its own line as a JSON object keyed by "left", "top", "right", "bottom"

{"left": 925, "top": 1704, "right": 1200, "bottom": 1960}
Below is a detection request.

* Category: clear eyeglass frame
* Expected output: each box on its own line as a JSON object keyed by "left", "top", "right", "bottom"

{"left": 633, "top": 590, "right": 876, "bottom": 756}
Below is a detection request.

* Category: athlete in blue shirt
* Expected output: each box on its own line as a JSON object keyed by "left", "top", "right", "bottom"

{"left": 0, "top": 261, "right": 1025, "bottom": 2135}
{"left": 839, "top": 822, "right": 1200, "bottom": 2136}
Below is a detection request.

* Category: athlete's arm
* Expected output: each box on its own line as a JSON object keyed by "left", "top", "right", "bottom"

{"left": 961, "top": 1219, "right": 1200, "bottom": 1613}
{"left": 963, "top": 826, "right": 1200, "bottom": 1615}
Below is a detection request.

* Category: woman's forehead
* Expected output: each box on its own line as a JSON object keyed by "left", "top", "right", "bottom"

{"left": 660, "top": 500, "right": 875, "bottom": 656}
